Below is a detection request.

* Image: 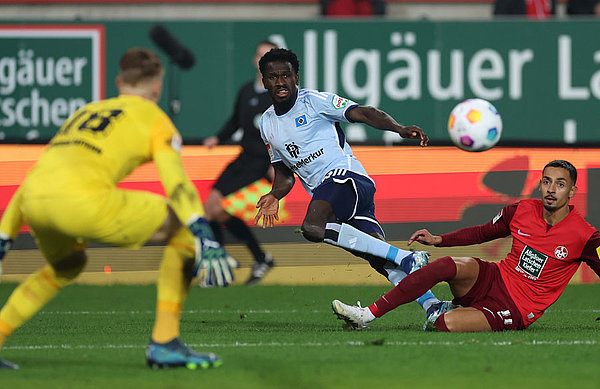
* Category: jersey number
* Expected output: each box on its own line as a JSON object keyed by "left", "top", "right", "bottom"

{"left": 59, "top": 109, "right": 124, "bottom": 136}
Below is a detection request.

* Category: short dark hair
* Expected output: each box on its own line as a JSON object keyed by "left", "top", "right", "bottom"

{"left": 543, "top": 160, "right": 577, "bottom": 185}
{"left": 118, "top": 47, "right": 163, "bottom": 86}
{"left": 259, "top": 48, "right": 300, "bottom": 76}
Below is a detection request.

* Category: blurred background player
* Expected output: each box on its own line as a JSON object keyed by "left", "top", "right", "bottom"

{"left": 332, "top": 160, "right": 600, "bottom": 332}
{"left": 254, "top": 48, "right": 451, "bottom": 323}
{"left": 203, "top": 40, "right": 277, "bottom": 285}
{"left": 0, "top": 47, "right": 235, "bottom": 370}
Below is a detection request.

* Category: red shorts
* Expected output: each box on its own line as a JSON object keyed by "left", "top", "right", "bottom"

{"left": 453, "top": 258, "right": 525, "bottom": 331}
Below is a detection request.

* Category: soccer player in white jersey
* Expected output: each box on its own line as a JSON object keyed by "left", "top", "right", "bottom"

{"left": 254, "top": 48, "right": 452, "bottom": 327}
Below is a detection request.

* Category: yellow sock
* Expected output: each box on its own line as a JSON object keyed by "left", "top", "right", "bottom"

{"left": 151, "top": 227, "right": 195, "bottom": 344}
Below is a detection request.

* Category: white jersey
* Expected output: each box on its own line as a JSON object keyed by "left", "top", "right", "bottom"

{"left": 259, "top": 89, "right": 370, "bottom": 195}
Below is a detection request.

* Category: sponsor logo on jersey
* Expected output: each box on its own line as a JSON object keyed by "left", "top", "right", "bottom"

{"left": 295, "top": 114, "right": 308, "bottom": 127}
{"left": 517, "top": 245, "right": 548, "bottom": 280}
{"left": 492, "top": 209, "right": 503, "bottom": 224}
{"left": 289, "top": 148, "right": 324, "bottom": 171}
{"left": 285, "top": 142, "right": 300, "bottom": 158}
{"left": 332, "top": 95, "right": 349, "bottom": 109}
{"left": 517, "top": 229, "right": 531, "bottom": 237}
{"left": 554, "top": 245, "right": 568, "bottom": 259}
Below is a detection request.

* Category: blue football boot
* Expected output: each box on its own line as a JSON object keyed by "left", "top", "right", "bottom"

{"left": 423, "top": 300, "right": 458, "bottom": 331}
{"left": 146, "top": 338, "right": 222, "bottom": 370}
{"left": 400, "top": 251, "right": 430, "bottom": 274}
{"left": 0, "top": 357, "right": 19, "bottom": 370}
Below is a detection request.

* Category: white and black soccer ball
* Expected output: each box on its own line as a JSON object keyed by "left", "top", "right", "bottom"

{"left": 447, "top": 98, "right": 502, "bottom": 152}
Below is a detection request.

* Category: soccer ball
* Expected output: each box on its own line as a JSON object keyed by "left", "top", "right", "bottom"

{"left": 447, "top": 98, "right": 502, "bottom": 152}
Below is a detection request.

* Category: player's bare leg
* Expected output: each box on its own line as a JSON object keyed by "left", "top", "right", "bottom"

{"left": 446, "top": 257, "right": 480, "bottom": 299}
{"left": 439, "top": 307, "right": 492, "bottom": 332}
{"left": 301, "top": 199, "right": 335, "bottom": 242}
{"left": 423, "top": 257, "right": 481, "bottom": 330}
{"left": 203, "top": 189, "right": 225, "bottom": 222}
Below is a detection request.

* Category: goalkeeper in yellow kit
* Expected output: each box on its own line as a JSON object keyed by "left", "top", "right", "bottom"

{"left": 0, "top": 47, "right": 236, "bottom": 370}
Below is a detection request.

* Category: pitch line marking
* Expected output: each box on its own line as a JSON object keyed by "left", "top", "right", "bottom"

{"left": 4, "top": 339, "right": 597, "bottom": 351}
{"left": 36, "top": 308, "right": 600, "bottom": 315}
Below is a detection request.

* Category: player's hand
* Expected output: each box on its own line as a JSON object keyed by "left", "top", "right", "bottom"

{"left": 407, "top": 229, "right": 441, "bottom": 246}
{"left": 399, "top": 125, "right": 429, "bottom": 147}
{"left": 203, "top": 136, "right": 219, "bottom": 149}
{"left": 254, "top": 193, "right": 280, "bottom": 229}
{"left": 188, "top": 217, "right": 236, "bottom": 287}
{"left": 0, "top": 232, "right": 13, "bottom": 284}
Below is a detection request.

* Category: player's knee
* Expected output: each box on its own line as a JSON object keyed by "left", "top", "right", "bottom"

{"left": 204, "top": 191, "right": 224, "bottom": 221}
{"left": 203, "top": 202, "right": 221, "bottom": 221}
{"left": 53, "top": 250, "right": 87, "bottom": 281}
{"left": 301, "top": 221, "right": 325, "bottom": 242}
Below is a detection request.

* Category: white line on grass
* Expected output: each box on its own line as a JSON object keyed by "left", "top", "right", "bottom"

{"left": 4, "top": 339, "right": 597, "bottom": 351}
{"left": 36, "top": 309, "right": 326, "bottom": 315}
{"left": 36, "top": 308, "right": 600, "bottom": 315}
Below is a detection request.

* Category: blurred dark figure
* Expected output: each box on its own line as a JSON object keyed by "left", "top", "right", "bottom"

{"left": 567, "top": 0, "right": 600, "bottom": 16}
{"left": 321, "top": 0, "right": 386, "bottom": 16}
{"left": 494, "top": 0, "right": 556, "bottom": 18}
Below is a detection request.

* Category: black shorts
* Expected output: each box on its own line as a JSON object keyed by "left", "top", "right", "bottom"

{"left": 213, "top": 152, "right": 271, "bottom": 196}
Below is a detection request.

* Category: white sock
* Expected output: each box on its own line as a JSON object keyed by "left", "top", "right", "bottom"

{"left": 323, "top": 222, "right": 411, "bottom": 265}
{"left": 383, "top": 262, "right": 408, "bottom": 286}
{"left": 421, "top": 298, "right": 439, "bottom": 313}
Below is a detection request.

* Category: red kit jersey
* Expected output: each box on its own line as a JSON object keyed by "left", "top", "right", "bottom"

{"left": 498, "top": 199, "right": 596, "bottom": 327}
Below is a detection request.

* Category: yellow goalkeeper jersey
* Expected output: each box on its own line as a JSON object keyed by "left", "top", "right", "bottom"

{"left": 21, "top": 94, "right": 203, "bottom": 225}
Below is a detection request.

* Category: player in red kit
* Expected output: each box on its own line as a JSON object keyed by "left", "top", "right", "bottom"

{"left": 332, "top": 160, "right": 600, "bottom": 332}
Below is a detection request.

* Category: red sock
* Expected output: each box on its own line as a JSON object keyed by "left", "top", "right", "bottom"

{"left": 368, "top": 256, "right": 457, "bottom": 318}
{"left": 435, "top": 314, "right": 450, "bottom": 332}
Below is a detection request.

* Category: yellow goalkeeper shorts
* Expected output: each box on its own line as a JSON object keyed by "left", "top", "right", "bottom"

{"left": 21, "top": 188, "right": 168, "bottom": 264}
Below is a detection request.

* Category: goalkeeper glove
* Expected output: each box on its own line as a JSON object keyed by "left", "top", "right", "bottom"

{"left": 0, "top": 232, "right": 13, "bottom": 284}
{"left": 188, "top": 217, "right": 237, "bottom": 287}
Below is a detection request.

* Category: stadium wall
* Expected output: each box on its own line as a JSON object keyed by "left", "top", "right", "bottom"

{"left": 0, "top": 1, "right": 494, "bottom": 22}
{"left": 1, "top": 145, "right": 598, "bottom": 284}
{"left": 0, "top": 20, "right": 599, "bottom": 145}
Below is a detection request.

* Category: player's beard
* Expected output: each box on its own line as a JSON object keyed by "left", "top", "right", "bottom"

{"left": 542, "top": 195, "right": 561, "bottom": 212}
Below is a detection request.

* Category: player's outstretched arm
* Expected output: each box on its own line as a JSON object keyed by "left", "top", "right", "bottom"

{"left": 255, "top": 164, "right": 294, "bottom": 229}
{"left": 154, "top": 150, "right": 236, "bottom": 287}
{"left": 407, "top": 229, "right": 442, "bottom": 246}
{"left": 346, "top": 106, "right": 429, "bottom": 146}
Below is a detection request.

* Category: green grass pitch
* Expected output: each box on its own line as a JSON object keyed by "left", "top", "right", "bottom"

{"left": 0, "top": 283, "right": 598, "bottom": 389}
